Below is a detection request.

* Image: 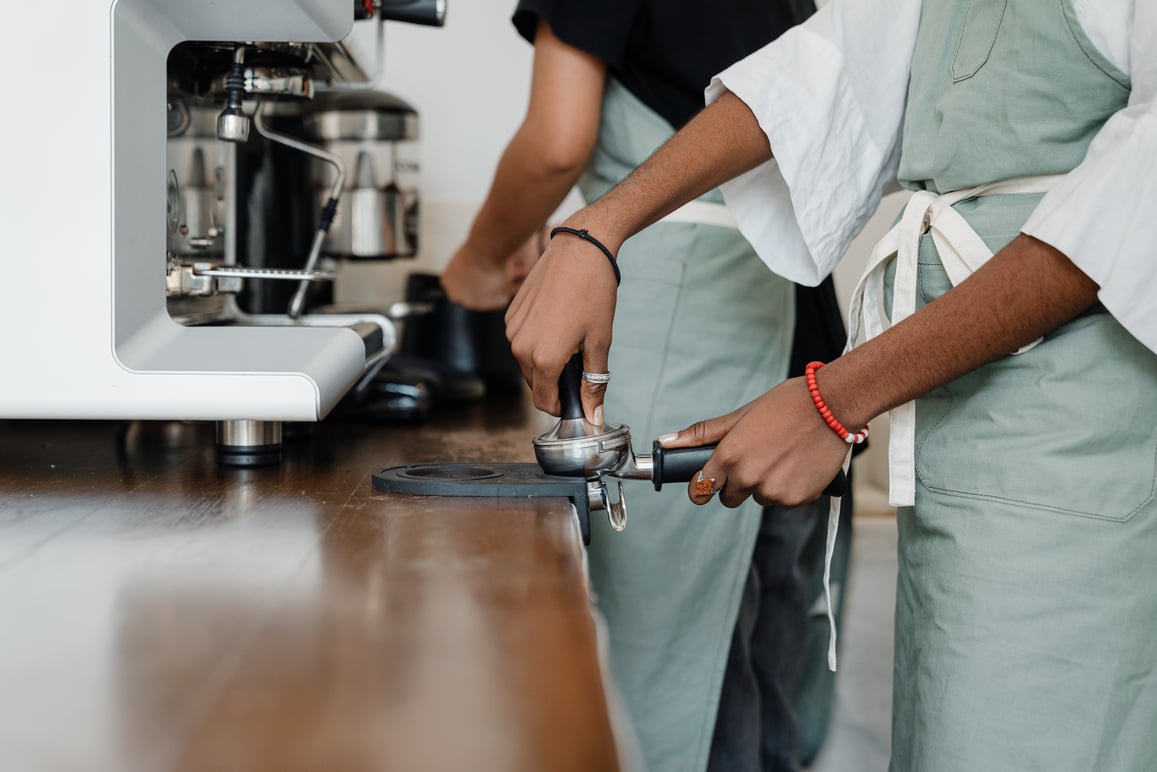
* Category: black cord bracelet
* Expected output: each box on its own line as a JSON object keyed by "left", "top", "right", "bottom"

{"left": 549, "top": 226, "right": 622, "bottom": 286}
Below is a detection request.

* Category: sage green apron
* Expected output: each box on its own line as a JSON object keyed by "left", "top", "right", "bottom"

{"left": 881, "top": 2, "right": 1157, "bottom": 769}
{"left": 580, "top": 79, "right": 796, "bottom": 772}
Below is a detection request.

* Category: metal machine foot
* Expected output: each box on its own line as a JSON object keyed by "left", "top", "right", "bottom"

{"left": 216, "top": 420, "right": 283, "bottom": 466}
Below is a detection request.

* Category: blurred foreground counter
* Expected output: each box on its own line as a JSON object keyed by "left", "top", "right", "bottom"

{"left": 0, "top": 401, "right": 623, "bottom": 772}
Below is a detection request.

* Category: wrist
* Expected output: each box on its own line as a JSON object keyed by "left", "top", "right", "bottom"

{"left": 818, "top": 354, "right": 889, "bottom": 429}
{"left": 549, "top": 225, "right": 621, "bottom": 286}
{"left": 806, "top": 362, "right": 869, "bottom": 444}
{"left": 455, "top": 239, "right": 508, "bottom": 270}
{"left": 561, "top": 205, "right": 628, "bottom": 256}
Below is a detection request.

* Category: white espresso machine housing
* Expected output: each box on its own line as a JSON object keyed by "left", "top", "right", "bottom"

{"left": 0, "top": 0, "right": 443, "bottom": 463}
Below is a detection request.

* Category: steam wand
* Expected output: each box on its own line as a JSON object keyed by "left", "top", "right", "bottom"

{"left": 252, "top": 104, "right": 347, "bottom": 318}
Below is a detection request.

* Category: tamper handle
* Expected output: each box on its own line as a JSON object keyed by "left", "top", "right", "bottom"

{"left": 558, "top": 353, "right": 586, "bottom": 421}
{"left": 650, "top": 441, "right": 849, "bottom": 498}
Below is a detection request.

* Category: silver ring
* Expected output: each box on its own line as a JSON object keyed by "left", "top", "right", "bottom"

{"left": 582, "top": 371, "right": 612, "bottom": 384}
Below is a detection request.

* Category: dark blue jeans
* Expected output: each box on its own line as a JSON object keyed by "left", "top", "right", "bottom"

{"left": 707, "top": 489, "right": 854, "bottom": 772}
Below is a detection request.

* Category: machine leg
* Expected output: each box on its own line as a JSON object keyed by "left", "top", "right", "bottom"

{"left": 216, "top": 420, "right": 283, "bottom": 466}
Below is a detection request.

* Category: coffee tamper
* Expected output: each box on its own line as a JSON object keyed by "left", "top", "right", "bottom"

{"left": 531, "top": 354, "right": 637, "bottom": 530}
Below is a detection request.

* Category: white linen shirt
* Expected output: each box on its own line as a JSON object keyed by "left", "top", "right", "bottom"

{"left": 706, "top": 0, "right": 1157, "bottom": 354}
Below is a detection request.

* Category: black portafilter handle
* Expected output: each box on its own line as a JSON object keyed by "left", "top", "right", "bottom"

{"left": 558, "top": 353, "right": 587, "bottom": 421}
{"left": 650, "top": 441, "right": 849, "bottom": 498}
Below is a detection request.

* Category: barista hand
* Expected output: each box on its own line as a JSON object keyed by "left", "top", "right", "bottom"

{"left": 440, "top": 245, "right": 516, "bottom": 312}
{"left": 441, "top": 228, "right": 548, "bottom": 311}
{"left": 505, "top": 217, "right": 621, "bottom": 422}
{"left": 659, "top": 377, "right": 851, "bottom": 508}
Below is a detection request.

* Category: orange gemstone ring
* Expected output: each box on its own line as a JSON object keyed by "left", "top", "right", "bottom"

{"left": 694, "top": 472, "right": 717, "bottom": 498}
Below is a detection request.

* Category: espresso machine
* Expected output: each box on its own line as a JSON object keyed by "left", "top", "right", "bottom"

{"left": 0, "top": 0, "right": 443, "bottom": 465}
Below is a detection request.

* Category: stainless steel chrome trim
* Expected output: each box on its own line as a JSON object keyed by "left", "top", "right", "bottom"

{"left": 216, "top": 420, "right": 283, "bottom": 448}
{"left": 194, "top": 266, "right": 337, "bottom": 282}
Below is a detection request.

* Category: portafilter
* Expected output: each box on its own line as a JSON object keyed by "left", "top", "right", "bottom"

{"left": 532, "top": 354, "right": 848, "bottom": 532}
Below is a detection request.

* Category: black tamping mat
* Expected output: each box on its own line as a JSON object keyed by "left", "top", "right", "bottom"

{"left": 372, "top": 463, "right": 593, "bottom": 544}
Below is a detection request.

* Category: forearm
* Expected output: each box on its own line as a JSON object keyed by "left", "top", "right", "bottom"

{"left": 458, "top": 16, "right": 603, "bottom": 269}
{"left": 461, "top": 131, "right": 588, "bottom": 267}
{"left": 569, "top": 91, "right": 773, "bottom": 252}
{"left": 819, "top": 234, "right": 1101, "bottom": 428}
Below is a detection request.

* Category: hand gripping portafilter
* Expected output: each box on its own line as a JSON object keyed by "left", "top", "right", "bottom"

{"left": 371, "top": 354, "right": 847, "bottom": 542}
{"left": 532, "top": 354, "right": 848, "bottom": 533}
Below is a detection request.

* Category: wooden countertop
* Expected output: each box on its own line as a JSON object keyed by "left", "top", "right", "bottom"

{"left": 0, "top": 401, "right": 622, "bottom": 772}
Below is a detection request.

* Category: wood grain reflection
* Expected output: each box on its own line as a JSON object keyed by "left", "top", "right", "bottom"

{"left": 0, "top": 405, "right": 619, "bottom": 772}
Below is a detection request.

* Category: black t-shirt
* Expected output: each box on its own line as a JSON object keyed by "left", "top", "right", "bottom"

{"left": 513, "top": 0, "right": 813, "bottom": 130}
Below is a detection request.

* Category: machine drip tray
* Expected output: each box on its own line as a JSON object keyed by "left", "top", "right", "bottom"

{"left": 372, "top": 463, "right": 591, "bottom": 543}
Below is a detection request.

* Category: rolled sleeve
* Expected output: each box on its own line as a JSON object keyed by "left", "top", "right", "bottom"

{"left": 705, "top": 0, "right": 920, "bottom": 286}
{"left": 1022, "top": 4, "right": 1157, "bottom": 353}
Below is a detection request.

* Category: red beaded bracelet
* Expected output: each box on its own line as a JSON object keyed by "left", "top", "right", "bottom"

{"left": 805, "top": 361, "right": 869, "bottom": 445}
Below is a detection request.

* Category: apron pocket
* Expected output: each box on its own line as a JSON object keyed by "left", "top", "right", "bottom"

{"left": 914, "top": 314, "right": 1157, "bottom": 522}
{"left": 951, "top": 0, "right": 1009, "bottom": 82}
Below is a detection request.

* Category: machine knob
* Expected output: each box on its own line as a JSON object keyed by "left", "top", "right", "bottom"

{"left": 216, "top": 46, "right": 250, "bottom": 143}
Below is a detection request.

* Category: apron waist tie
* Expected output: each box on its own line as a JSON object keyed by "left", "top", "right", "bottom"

{"left": 580, "top": 189, "right": 739, "bottom": 231}
{"left": 658, "top": 200, "right": 738, "bottom": 229}
{"left": 821, "top": 173, "right": 1063, "bottom": 671}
